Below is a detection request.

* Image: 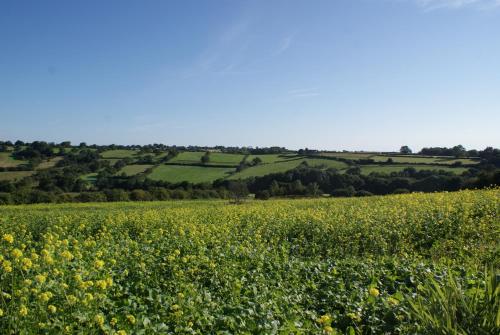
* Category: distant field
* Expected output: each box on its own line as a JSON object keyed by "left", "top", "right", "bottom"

{"left": 319, "top": 152, "right": 376, "bottom": 160}
{"left": 0, "top": 153, "right": 26, "bottom": 167}
{"left": 149, "top": 165, "right": 234, "bottom": 183}
{"left": 360, "top": 164, "right": 468, "bottom": 175}
{"left": 100, "top": 158, "right": 121, "bottom": 165}
{"left": 100, "top": 149, "right": 138, "bottom": 158}
{"left": 35, "top": 157, "right": 62, "bottom": 170}
{"left": 246, "top": 154, "right": 298, "bottom": 163}
{"left": 229, "top": 158, "right": 348, "bottom": 180}
{"left": 168, "top": 152, "right": 245, "bottom": 166}
{"left": 0, "top": 171, "right": 34, "bottom": 181}
{"left": 80, "top": 173, "right": 97, "bottom": 183}
{"left": 370, "top": 155, "right": 479, "bottom": 165}
{"left": 118, "top": 164, "right": 153, "bottom": 176}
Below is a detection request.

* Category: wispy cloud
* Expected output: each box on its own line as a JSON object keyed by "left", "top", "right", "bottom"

{"left": 272, "top": 35, "right": 294, "bottom": 56}
{"left": 412, "top": 0, "right": 500, "bottom": 10}
{"left": 287, "top": 88, "right": 320, "bottom": 98}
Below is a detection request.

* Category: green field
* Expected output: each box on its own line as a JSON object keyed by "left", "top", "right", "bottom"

{"left": 246, "top": 153, "right": 299, "bottom": 163}
{"left": 0, "top": 189, "right": 497, "bottom": 334}
{"left": 319, "top": 152, "right": 377, "bottom": 160}
{"left": 360, "top": 164, "right": 469, "bottom": 175}
{"left": 118, "top": 164, "right": 154, "bottom": 176}
{"left": 0, "top": 171, "right": 34, "bottom": 181}
{"left": 229, "top": 158, "right": 347, "bottom": 180}
{"left": 370, "top": 155, "right": 479, "bottom": 165}
{"left": 168, "top": 152, "right": 245, "bottom": 166}
{"left": 0, "top": 153, "right": 26, "bottom": 167}
{"left": 100, "top": 150, "right": 138, "bottom": 159}
{"left": 80, "top": 173, "right": 98, "bottom": 183}
{"left": 35, "top": 157, "right": 62, "bottom": 170}
{"left": 149, "top": 165, "right": 234, "bottom": 183}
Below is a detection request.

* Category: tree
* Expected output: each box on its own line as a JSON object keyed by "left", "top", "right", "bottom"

{"left": 400, "top": 146, "right": 412, "bottom": 154}
{"left": 201, "top": 151, "right": 210, "bottom": 164}
{"left": 228, "top": 181, "right": 249, "bottom": 204}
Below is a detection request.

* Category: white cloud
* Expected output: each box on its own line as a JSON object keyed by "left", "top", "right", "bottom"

{"left": 413, "top": 0, "right": 500, "bottom": 10}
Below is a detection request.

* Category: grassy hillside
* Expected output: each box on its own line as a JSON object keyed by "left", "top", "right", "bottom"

{"left": 0, "top": 189, "right": 497, "bottom": 333}
{"left": 149, "top": 165, "right": 234, "bottom": 183}
{"left": 100, "top": 149, "right": 138, "bottom": 159}
{"left": 168, "top": 151, "right": 245, "bottom": 166}
{"left": 0, "top": 152, "right": 26, "bottom": 167}
{"left": 118, "top": 164, "right": 153, "bottom": 176}
{"left": 0, "top": 171, "right": 34, "bottom": 181}
{"left": 360, "top": 164, "right": 468, "bottom": 175}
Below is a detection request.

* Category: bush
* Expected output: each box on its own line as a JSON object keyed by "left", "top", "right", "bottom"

{"left": 255, "top": 190, "right": 271, "bottom": 200}
{"left": 331, "top": 186, "right": 355, "bottom": 197}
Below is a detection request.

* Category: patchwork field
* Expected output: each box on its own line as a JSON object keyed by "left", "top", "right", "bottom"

{"left": 100, "top": 150, "right": 139, "bottom": 159}
{"left": 167, "top": 152, "right": 245, "bottom": 166}
{"left": 118, "top": 164, "right": 153, "bottom": 176}
{"left": 0, "top": 171, "right": 34, "bottom": 181}
{"left": 149, "top": 165, "right": 234, "bottom": 183}
{"left": 359, "top": 164, "right": 469, "bottom": 175}
{"left": 0, "top": 189, "right": 497, "bottom": 334}
{"left": 0, "top": 153, "right": 26, "bottom": 168}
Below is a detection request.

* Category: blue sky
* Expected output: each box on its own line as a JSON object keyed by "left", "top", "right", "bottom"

{"left": 1, "top": 0, "right": 499, "bottom": 151}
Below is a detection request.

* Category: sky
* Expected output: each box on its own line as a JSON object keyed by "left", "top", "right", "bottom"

{"left": 1, "top": 0, "right": 499, "bottom": 151}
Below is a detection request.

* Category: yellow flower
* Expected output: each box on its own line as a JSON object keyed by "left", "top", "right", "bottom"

{"left": 2, "top": 260, "right": 12, "bottom": 273}
{"left": 67, "top": 295, "right": 78, "bottom": 305}
{"left": 117, "top": 331, "right": 127, "bottom": 335}
{"left": 369, "top": 287, "right": 380, "bottom": 297}
{"left": 94, "top": 314, "right": 105, "bottom": 327}
{"left": 94, "top": 259, "right": 105, "bottom": 269}
{"left": 48, "top": 305, "right": 57, "bottom": 313}
{"left": 38, "top": 292, "right": 52, "bottom": 302}
{"left": 19, "top": 305, "right": 28, "bottom": 317}
{"left": 96, "top": 280, "right": 108, "bottom": 290}
{"left": 317, "top": 314, "right": 331, "bottom": 324}
{"left": 110, "top": 317, "right": 118, "bottom": 326}
{"left": 11, "top": 248, "right": 23, "bottom": 259}
{"left": 21, "top": 258, "right": 32, "bottom": 270}
{"left": 324, "top": 326, "right": 334, "bottom": 333}
{"left": 35, "top": 274, "right": 47, "bottom": 284}
{"left": 126, "top": 314, "right": 136, "bottom": 324}
{"left": 387, "top": 297, "right": 399, "bottom": 306}
{"left": 2, "top": 233, "right": 14, "bottom": 244}
{"left": 61, "top": 250, "right": 74, "bottom": 261}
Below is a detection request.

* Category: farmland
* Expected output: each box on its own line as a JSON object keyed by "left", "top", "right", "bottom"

{"left": 149, "top": 165, "right": 234, "bottom": 184}
{"left": 0, "top": 189, "right": 498, "bottom": 333}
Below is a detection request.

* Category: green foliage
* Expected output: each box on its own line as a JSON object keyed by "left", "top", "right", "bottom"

{"left": 1, "top": 189, "right": 497, "bottom": 333}
{"left": 408, "top": 268, "right": 500, "bottom": 334}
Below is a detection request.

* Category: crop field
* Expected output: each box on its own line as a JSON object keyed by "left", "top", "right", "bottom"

{"left": 118, "top": 164, "right": 154, "bottom": 176}
{"left": 0, "top": 189, "right": 498, "bottom": 334}
{"left": 148, "top": 165, "right": 234, "bottom": 183}
{"left": 0, "top": 171, "right": 34, "bottom": 181}
{"left": 100, "top": 150, "right": 139, "bottom": 159}
{"left": 0, "top": 153, "right": 26, "bottom": 168}
{"left": 359, "top": 164, "right": 468, "bottom": 175}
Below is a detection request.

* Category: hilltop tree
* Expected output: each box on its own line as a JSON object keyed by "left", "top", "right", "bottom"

{"left": 400, "top": 146, "right": 412, "bottom": 155}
